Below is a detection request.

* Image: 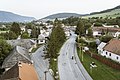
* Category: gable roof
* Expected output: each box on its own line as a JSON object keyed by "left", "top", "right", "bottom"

{"left": 2, "top": 46, "right": 32, "bottom": 68}
{"left": 7, "top": 39, "right": 33, "bottom": 49}
{"left": 2, "top": 63, "right": 19, "bottom": 80}
{"left": 38, "top": 34, "right": 46, "bottom": 40}
{"left": 92, "top": 27, "right": 120, "bottom": 32}
{"left": 103, "top": 39, "right": 120, "bottom": 56}
{"left": 97, "top": 42, "right": 106, "bottom": 50}
{"left": 16, "top": 46, "right": 31, "bottom": 61}
{"left": 2, "top": 62, "right": 38, "bottom": 80}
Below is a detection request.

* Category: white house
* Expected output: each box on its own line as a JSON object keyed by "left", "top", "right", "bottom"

{"left": 20, "top": 26, "right": 26, "bottom": 33}
{"left": 102, "top": 24, "right": 119, "bottom": 28}
{"left": 92, "top": 27, "right": 120, "bottom": 37}
{"left": 0, "top": 25, "right": 6, "bottom": 28}
{"left": 97, "top": 39, "right": 120, "bottom": 63}
{"left": 46, "top": 25, "right": 53, "bottom": 29}
{"left": 65, "top": 31, "right": 70, "bottom": 38}
{"left": 97, "top": 42, "right": 107, "bottom": 55}
{"left": 113, "top": 32, "right": 120, "bottom": 37}
{"left": 27, "top": 29, "right": 32, "bottom": 36}
{"left": 40, "top": 29, "right": 46, "bottom": 34}
{"left": 92, "top": 27, "right": 103, "bottom": 37}
{"left": 28, "top": 39, "right": 37, "bottom": 52}
{"left": 38, "top": 34, "right": 46, "bottom": 44}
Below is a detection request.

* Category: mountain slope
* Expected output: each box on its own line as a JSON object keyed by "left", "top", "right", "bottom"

{"left": 0, "top": 11, "right": 36, "bottom": 22}
{"left": 83, "top": 5, "right": 120, "bottom": 18}
{"left": 42, "top": 13, "right": 85, "bottom": 19}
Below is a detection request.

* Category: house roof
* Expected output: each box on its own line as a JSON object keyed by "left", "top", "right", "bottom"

{"left": 2, "top": 63, "right": 19, "bottom": 80}
{"left": 2, "top": 46, "right": 32, "bottom": 68}
{"left": 7, "top": 39, "right": 34, "bottom": 49}
{"left": 97, "top": 42, "right": 106, "bottom": 50}
{"left": 19, "top": 62, "right": 38, "bottom": 80}
{"left": 103, "top": 39, "right": 120, "bottom": 56}
{"left": 38, "top": 34, "right": 45, "bottom": 40}
{"left": 102, "top": 24, "right": 119, "bottom": 28}
{"left": 2, "top": 62, "right": 38, "bottom": 80}
{"left": 92, "top": 27, "right": 120, "bottom": 32}
{"left": 16, "top": 46, "right": 31, "bottom": 61}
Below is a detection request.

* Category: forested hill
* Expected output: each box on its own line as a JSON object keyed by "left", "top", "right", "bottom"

{"left": 0, "top": 11, "right": 35, "bottom": 22}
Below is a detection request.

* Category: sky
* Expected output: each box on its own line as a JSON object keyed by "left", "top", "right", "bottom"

{"left": 0, "top": 0, "right": 120, "bottom": 19}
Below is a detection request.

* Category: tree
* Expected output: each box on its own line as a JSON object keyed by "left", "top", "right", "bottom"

{"left": 21, "top": 32, "right": 30, "bottom": 39}
{"left": 10, "top": 22, "right": 21, "bottom": 36}
{"left": 87, "top": 28, "right": 93, "bottom": 37}
{"left": 62, "top": 16, "right": 79, "bottom": 26}
{"left": 100, "top": 35, "right": 113, "bottom": 43}
{"left": 1, "top": 31, "right": 17, "bottom": 40}
{"left": 25, "top": 23, "right": 33, "bottom": 29}
{"left": 46, "top": 22, "right": 66, "bottom": 58}
{"left": 46, "top": 20, "right": 53, "bottom": 25}
{"left": 8, "top": 31, "right": 17, "bottom": 40}
{"left": 30, "top": 27, "right": 40, "bottom": 38}
{"left": 84, "top": 23, "right": 92, "bottom": 30}
{"left": 88, "top": 42, "right": 97, "bottom": 49}
{"left": 94, "top": 22, "right": 103, "bottom": 26}
{"left": 54, "top": 18, "right": 59, "bottom": 26}
{"left": 0, "top": 38, "right": 12, "bottom": 65}
{"left": 75, "top": 20, "right": 85, "bottom": 37}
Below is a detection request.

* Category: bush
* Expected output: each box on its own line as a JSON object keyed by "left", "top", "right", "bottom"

{"left": 79, "top": 38, "right": 87, "bottom": 44}
{"left": 88, "top": 42, "right": 97, "bottom": 49}
{"left": 100, "top": 35, "right": 113, "bottom": 43}
{"left": 94, "top": 22, "right": 103, "bottom": 26}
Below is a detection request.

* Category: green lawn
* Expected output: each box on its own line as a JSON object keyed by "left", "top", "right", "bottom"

{"left": 49, "top": 58, "right": 59, "bottom": 80}
{"left": 77, "top": 48, "right": 120, "bottom": 80}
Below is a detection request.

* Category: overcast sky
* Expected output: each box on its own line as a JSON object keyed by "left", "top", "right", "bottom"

{"left": 0, "top": 0, "right": 120, "bottom": 19}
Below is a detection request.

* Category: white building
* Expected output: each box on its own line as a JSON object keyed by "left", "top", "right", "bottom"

{"left": 20, "top": 26, "right": 26, "bottom": 33}
{"left": 103, "top": 24, "right": 119, "bottom": 28}
{"left": 97, "top": 39, "right": 120, "bottom": 63}
{"left": 97, "top": 42, "right": 107, "bottom": 55}
{"left": 38, "top": 34, "right": 46, "bottom": 44}
{"left": 113, "top": 32, "right": 120, "bottom": 37}
{"left": 92, "top": 27, "right": 120, "bottom": 37}
{"left": 65, "top": 31, "right": 70, "bottom": 37}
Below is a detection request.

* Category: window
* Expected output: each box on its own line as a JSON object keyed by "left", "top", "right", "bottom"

{"left": 109, "top": 53, "right": 111, "bottom": 56}
{"left": 40, "top": 40, "right": 43, "bottom": 42}
{"left": 98, "top": 32, "right": 101, "bottom": 34}
{"left": 116, "top": 56, "right": 119, "bottom": 60}
{"left": 106, "top": 52, "right": 107, "bottom": 55}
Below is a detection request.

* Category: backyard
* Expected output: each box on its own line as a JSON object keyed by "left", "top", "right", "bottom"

{"left": 77, "top": 48, "right": 120, "bottom": 80}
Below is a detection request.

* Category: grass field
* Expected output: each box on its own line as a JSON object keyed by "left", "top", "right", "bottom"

{"left": 77, "top": 48, "right": 120, "bottom": 80}
{"left": 82, "top": 9, "right": 120, "bottom": 19}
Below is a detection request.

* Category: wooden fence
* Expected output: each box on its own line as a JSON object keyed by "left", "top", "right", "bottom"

{"left": 86, "top": 51, "right": 120, "bottom": 70}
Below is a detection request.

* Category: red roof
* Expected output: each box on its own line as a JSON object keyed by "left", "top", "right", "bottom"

{"left": 104, "top": 39, "right": 120, "bottom": 55}
{"left": 92, "top": 27, "right": 120, "bottom": 32}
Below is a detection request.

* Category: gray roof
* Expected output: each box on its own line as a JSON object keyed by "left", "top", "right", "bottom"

{"left": 38, "top": 34, "right": 46, "bottom": 40}
{"left": 7, "top": 39, "right": 34, "bottom": 49}
{"left": 16, "top": 46, "right": 31, "bottom": 61}
{"left": 97, "top": 42, "right": 107, "bottom": 50}
{"left": 2, "top": 46, "right": 32, "bottom": 68}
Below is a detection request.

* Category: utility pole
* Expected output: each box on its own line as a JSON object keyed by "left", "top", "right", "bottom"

{"left": 81, "top": 42, "right": 83, "bottom": 62}
{"left": 44, "top": 71, "right": 48, "bottom": 80}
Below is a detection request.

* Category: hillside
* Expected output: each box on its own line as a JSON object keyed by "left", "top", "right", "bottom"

{"left": 83, "top": 5, "right": 120, "bottom": 18}
{"left": 0, "top": 11, "right": 36, "bottom": 22}
{"left": 42, "top": 13, "right": 85, "bottom": 19}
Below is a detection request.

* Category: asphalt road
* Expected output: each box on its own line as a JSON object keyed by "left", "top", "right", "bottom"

{"left": 58, "top": 33, "right": 93, "bottom": 80}
{"left": 31, "top": 46, "right": 54, "bottom": 80}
